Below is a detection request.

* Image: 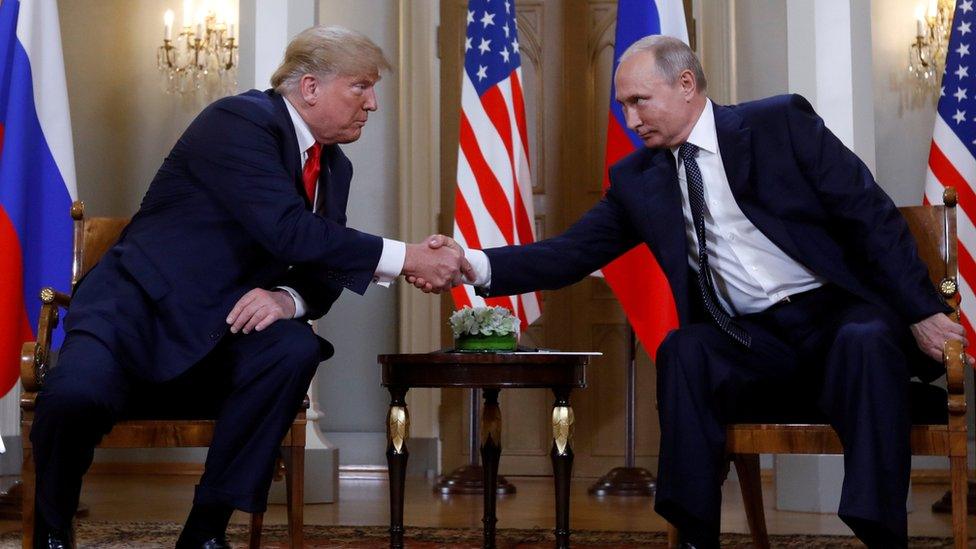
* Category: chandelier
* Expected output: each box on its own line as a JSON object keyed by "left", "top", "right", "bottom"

{"left": 157, "top": 1, "right": 238, "bottom": 98}
{"left": 908, "top": 0, "right": 955, "bottom": 94}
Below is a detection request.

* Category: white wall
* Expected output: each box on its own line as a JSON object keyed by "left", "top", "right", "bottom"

{"left": 871, "top": 0, "right": 939, "bottom": 206}
{"left": 60, "top": 0, "right": 227, "bottom": 217}
{"left": 315, "top": 0, "right": 400, "bottom": 452}
{"left": 733, "top": 0, "right": 788, "bottom": 102}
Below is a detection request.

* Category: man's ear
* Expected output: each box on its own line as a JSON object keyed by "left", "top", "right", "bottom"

{"left": 679, "top": 69, "right": 696, "bottom": 98}
{"left": 300, "top": 74, "right": 318, "bottom": 105}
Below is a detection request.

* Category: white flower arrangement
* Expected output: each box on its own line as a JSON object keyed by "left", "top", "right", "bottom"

{"left": 450, "top": 306, "right": 519, "bottom": 339}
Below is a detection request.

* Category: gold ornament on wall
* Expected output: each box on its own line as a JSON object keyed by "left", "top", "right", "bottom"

{"left": 908, "top": 0, "right": 955, "bottom": 97}
{"left": 158, "top": 0, "right": 238, "bottom": 98}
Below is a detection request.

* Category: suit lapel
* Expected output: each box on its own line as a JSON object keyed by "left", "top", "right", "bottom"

{"left": 318, "top": 145, "right": 351, "bottom": 222}
{"left": 268, "top": 91, "right": 308, "bottom": 205}
{"left": 713, "top": 103, "right": 802, "bottom": 262}
{"left": 641, "top": 150, "right": 691, "bottom": 320}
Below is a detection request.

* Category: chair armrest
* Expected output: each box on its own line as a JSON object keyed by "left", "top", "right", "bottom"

{"left": 21, "top": 287, "right": 71, "bottom": 394}
{"left": 944, "top": 339, "right": 966, "bottom": 422}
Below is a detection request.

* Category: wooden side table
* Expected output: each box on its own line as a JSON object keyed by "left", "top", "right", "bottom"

{"left": 379, "top": 352, "right": 590, "bottom": 549}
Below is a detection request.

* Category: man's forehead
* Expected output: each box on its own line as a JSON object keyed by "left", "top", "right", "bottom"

{"left": 341, "top": 71, "right": 381, "bottom": 83}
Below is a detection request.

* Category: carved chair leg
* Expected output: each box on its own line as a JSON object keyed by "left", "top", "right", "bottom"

{"left": 732, "top": 454, "right": 769, "bottom": 549}
{"left": 950, "top": 456, "right": 968, "bottom": 548}
{"left": 248, "top": 512, "right": 263, "bottom": 549}
{"left": 22, "top": 447, "right": 34, "bottom": 549}
{"left": 281, "top": 446, "right": 304, "bottom": 548}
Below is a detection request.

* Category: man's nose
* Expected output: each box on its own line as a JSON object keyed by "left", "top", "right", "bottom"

{"left": 622, "top": 106, "right": 641, "bottom": 131}
{"left": 364, "top": 88, "right": 378, "bottom": 111}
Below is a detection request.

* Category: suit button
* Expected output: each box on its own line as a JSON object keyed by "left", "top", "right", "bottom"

{"left": 209, "top": 331, "right": 221, "bottom": 341}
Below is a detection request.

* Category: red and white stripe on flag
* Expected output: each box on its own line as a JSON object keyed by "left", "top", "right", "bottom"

{"left": 924, "top": 0, "right": 976, "bottom": 338}
{"left": 451, "top": 0, "right": 541, "bottom": 328}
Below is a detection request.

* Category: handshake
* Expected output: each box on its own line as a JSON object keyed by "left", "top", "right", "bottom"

{"left": 402, "top": 234, "right": 473, "bottom": 293}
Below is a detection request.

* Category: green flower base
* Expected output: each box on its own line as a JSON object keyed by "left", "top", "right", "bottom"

{"left": 454, "top": 333, "right": 518, "bottom": 352}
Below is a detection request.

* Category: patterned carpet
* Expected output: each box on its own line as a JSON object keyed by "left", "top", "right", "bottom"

{"left": 0, "top": 522, "right": 958, "bottom": 548}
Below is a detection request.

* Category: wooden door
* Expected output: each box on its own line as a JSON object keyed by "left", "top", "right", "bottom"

{"left": 438, "top": 0, "right": 696, "bottom": 477}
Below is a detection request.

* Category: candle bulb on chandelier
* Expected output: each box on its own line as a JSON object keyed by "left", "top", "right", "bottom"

{"left": 164, "top": 10, "right": 174, "bottom": 40}
{"left": 183, "top": 0, "right": 193, "bottom": 30}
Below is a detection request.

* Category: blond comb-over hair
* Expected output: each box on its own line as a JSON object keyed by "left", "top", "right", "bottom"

{"left": 271, "top": 25, "right": 392, "bottom": 94}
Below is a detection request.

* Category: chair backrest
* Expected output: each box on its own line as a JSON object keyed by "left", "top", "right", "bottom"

{"left": 897, "top": 187, "right": 959, "bottom": 312}
{"left": 70, "top": 201, "right": 129, "bottom": 291}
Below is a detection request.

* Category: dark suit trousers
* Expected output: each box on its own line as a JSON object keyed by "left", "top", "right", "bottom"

{"left": 30, "top": 319, "right": 324, "bottom": 529}
{"left": 654, "top": 285, "right": 914, "bottom": 548}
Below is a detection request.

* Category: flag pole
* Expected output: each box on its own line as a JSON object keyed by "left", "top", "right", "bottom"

{"left": 588, "top": 321, "right": 656, "bottom": 497}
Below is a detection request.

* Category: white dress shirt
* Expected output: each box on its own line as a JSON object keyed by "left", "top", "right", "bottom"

{"left": 466, "top": 99, "right": 824, "bottom": 316}
{"left": 673, "top": 99, "right": 822, "bottom": 315}
{"left": 278, "top": 97, "right": 405, "bottom": 317}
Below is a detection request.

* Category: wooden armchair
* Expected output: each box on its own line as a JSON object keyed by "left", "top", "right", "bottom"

{"left": 19, "top": 201, "right": 307, "bottom": 549}
{"left": 666, "top": 188, "right": 968, "bottom": 548}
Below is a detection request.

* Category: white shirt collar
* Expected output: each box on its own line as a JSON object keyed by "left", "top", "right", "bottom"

{"left": 283, "top": 95, "right": 317, "bottom": 155}
{"left": 671, "top": 98, "right": 717, "bottom": 157}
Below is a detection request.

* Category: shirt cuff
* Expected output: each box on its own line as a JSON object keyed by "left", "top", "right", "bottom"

{"left": 275, "top": 286, "right": 307, "bottom": 318}
{"left": 465, "top": 248, "right": 492, "bottom": 288}
{"left": 373, "top": 238, "right": 406, "bottom": 287}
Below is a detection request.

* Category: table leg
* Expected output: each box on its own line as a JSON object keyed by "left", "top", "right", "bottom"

{"left": 386, "top": 387, "right": 410, "bottom": 549}
{"left": 550, "top": 388, "right": 574, "bottom": 548}
{"left": 481, "top": 388, "right": 502, "bottom": 548}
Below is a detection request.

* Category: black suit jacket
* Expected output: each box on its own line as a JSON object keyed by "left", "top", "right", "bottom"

{"left": 65, "top": 89, "right": 382, "bottom": 382}
{"left": 483, "top": 94, "right": 949, "bottom": 376}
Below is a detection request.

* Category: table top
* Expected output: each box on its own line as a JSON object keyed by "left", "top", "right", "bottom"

{"left": 378, "top": 351, "right": 590, "bottom": 389}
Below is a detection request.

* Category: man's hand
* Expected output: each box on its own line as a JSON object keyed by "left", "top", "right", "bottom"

{"left": 910, "top": 312, "right": 971, "bottom": 363}
{"left": 402, "top": 235, "right": 473, "bottom": 293}
{"left": 226, "top": 288, "right": 296, "bottom": 334}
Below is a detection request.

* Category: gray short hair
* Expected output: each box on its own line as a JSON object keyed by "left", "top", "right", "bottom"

{"left": 271, "top": 25, "right": 392, "bottom": 94}
{"left": 618, "top": 35, "right": 707, "bottom": 92}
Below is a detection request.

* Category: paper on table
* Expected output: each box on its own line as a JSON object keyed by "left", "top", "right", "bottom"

{"left": 510, "top": 350, "right": 603, "bottom": 356}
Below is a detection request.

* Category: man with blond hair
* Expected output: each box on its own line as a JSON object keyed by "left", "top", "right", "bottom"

{"left": 30, "top": 25, "right": 466, "bottom": 549}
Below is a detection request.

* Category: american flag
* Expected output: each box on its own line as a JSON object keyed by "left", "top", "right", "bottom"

{"left": 925, "top": 0, "right": 976, "bottom": 336}
{"left": 451, "top": 0, "right": 541, "bottom": 327}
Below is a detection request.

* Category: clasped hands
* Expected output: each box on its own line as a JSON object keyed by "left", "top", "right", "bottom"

{"left": 403, "top": 234, "right": 473, "bottom": 293}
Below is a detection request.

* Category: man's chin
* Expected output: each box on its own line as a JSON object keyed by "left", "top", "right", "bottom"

{"left": 337, "top": 129, "right": 364, "bottom": 144}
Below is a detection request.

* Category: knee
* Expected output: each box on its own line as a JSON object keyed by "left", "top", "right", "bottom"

{"left": 35, "top": 380, "right": 119, "bottom": 426}
{"left": 657, "top": 327, "right": 709, "bottom": 367}
{"left": 833, "top": 317, "right": 899, "bottom": 354}
{"left": 830, "top": 316, "right": 908, "bottom": 380}
{"left": 265, "top": 321, "right": 325, "bottom": 375}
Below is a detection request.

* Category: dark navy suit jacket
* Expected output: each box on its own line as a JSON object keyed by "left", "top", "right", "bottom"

{"left": 65, "top": 89, "right": 382, "bottom": 382}
{"left": 485, "top": 94, "right": 948, "bottom": 375}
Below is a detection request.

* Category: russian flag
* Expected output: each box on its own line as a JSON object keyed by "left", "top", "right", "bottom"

{"left": 600, "top": 0, "right": 687, "bottom": 357}
{"left": 0, "top": 0, "right": 77, "bottom": 396}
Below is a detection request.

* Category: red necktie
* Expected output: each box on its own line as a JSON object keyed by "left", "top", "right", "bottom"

{"left": 302, "top": 143, "right": 322, "bottom": 204}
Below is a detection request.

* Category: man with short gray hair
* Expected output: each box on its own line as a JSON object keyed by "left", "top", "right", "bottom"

{"left": 439, "top": 34, "right": 966, "bottom": 548}
{"left": 29, "top": 25, "right": 466, "bottom": 549}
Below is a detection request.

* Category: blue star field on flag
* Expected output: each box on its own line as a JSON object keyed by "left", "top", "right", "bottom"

{"left": 464, "top": 0, "right": 522, "bottom": 97}
{"left": 939, "top": 0, "right": 976, "bottom": 148}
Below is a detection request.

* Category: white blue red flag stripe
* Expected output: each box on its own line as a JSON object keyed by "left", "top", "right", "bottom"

{"left": 600, "top": 0, "right": 687, "bottom": 356}
{"left": 0, "top": 0, "right": 77, "bottom": 396}
{"left": 925, "top": 0, "right": 976, "bottom": 337}
{"left": 452, "top": 0, "right": 541, "bottom": 327}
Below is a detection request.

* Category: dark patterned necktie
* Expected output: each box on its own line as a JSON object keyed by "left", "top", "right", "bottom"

{"left": 678, "top": 143, "right": 752, "bottom": 347}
